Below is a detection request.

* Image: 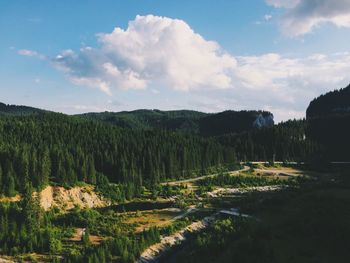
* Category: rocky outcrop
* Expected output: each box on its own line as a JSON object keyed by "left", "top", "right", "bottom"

{"left": 40, "top": 185, "right": 110, "bottom": 211}
{"left": 0, "top": 185, "right": 109, "bottom": 211}
{"left": 253, "top": 113, "right": 274, "bottom": 128}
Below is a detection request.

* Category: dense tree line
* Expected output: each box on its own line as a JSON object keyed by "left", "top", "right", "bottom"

{"left": 307, "top": 114, "right": 350, "bottom": 161}
{"left": 0, "top": 192, "right": 161, "bottom": 262}
{"left": 0, "top": 112, "right": 324, "bottom": 197}
{"left": 0, "top": 183, "right": 62, "bottom": 255}
{"left": 0, "top": 102, "right": 44, "bottom": 116}
{"left": 306, "top": 84, "right": 350, "bottom": 161}
{"left": 306, "top": 84, "right": 350, "bottom": 118}
{"left": 0, "top": 112, "right": 236, "bottom": 196}
{"left": 79, "top": 109, "right": 274, "bottom": 136}
{"left": 63, "top": 227, "right": 161, "bottom": 263}
{"left": 197, "top": 172, "right": 288, "bottom": 188}
{"left": 0, "top": 109, "right": 329, "bottom": 198}
{"left": 217, "top": 120, "right": 321, "bottom": 162}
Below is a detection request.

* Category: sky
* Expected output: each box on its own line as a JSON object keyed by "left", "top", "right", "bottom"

{"left": 1, "top": 0, "right": 350, "bottom": 122}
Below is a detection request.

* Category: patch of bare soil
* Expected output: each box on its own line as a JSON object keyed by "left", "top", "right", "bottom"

{"left": 70, "top": 228, "right": 104, "bottom": 245}
{"left": 40, "top": 185, "right": 110, "bottom": 211}
{"left": 90, "top": 235, "right": 104, "bottom": 245}
{"left": 0, "top": 195, "right": 20, "bottom": 203}
{"left": 123, "top": 208, "right": 183, "bottom": 233}
{"left": 0, "top": 258, "right": 14, "bottom": 263}
{"left": 0, "top": 185, "right": 110, "bottom": 211}
{"left": 70, "top": 228, "right": 85, "bottom": 242}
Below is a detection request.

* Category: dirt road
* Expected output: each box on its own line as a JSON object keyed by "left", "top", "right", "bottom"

{"left": 137, "top": 214, "right": 216, "bottom": 263}
{"left": 161, "top": 166, "right": 250, "bottom": 186}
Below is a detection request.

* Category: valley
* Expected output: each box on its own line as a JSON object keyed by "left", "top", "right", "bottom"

{"left": 1, "top": 163, "right": 334, "bottom": 263}
{"left": 2, "top": 2, "right": 350, "bottom": 262}
{"left": 0, "top": 85, "right": 349, "bottom": 262}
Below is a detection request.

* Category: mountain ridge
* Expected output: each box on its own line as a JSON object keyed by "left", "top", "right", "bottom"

{"left": 0, "top": 101, "right": 275, "bottom": 136}
{"left": 0, "top": 102, "right": 45, "bottom": 116}
{"left": 77, "top": 109, "right": 274, "bottom": 136}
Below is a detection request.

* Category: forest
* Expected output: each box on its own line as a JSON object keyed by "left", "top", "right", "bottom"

{"left": 306, "top": 84, "right": 350, "bottom": 160}
{"left": 0, "top": 92, "right": 339, "bottom": 197}
{"left": 0, "top": 112, "right": 236, "bottom": 196}
{"left": 78, "top": 109, "right": 274, "bottom": 136}
{"left": 0, "top": 84, "right": 349, "bottom": 262}
{"left": 217, "top": 119, "right": 322, "bottom": 162}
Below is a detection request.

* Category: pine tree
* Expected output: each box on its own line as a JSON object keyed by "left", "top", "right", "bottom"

{"left": 22, "top": 183, "right": 42, "bottom": 235}
{"left": 87, "top": 156, "right": 96, "bottom": 184}
{"left": 39, "top": 148, "right": 51, "bottom": 189}
{"left": 82, "top": 228, "right": 91, "bottom": 247}
{"left": 0, "top": 164, "right": 3, "bottom": 195}
{"left": 5, "top": 170, "right": 16, "bottom": 197}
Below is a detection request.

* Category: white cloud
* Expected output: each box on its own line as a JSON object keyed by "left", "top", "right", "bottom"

{"left": 56, "top": 104, "right": 110, "bottom": 114}
{"left": 53, "top": 15, "right": 237, "bottom": 94}
{"left": 266, "top": 0, "right": 300, "bottom": 8}
{"left": 264, "top": 14, "right": 273, "bottom": 21}
{"left": 255, "top": 14, "right": 273, "bottom": 25}
{"left": 18, "top": 49, "right": 45, "bottom": 59}
{"left": 263, "top": 106, "right": 305, "bottom": 122}
{"left": 231, "top": 52, "right": 350, "bottom": 121}
{"left": 267, "top": 0, "right": 350, "bottom": 36}
{"left": 18, "top": 49, "right": 39, "bottom": 57}
{"left": 236, "top": 52, "right": 350, "bottom": 99}
{"left": 182, "top": 52, "right": 349, "bottom": 121}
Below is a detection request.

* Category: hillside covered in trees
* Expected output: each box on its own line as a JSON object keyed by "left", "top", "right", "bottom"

{"left": 0, "top": 85, "right": 349, "bottom": 262}
{"left": 307, "top": 84, "right": 350, "bottom": 118}
{"left": 2, "top": 82, "right": 350, "bottom": 199}
{"left": 306, "top": 84, "right": 350, "bottom": 160}
{"left": 0, "top": 98, "right": 330, "bottom": 198}
{"left": 217, "top": 119, "right": 320, "bottom": 162}
{"left": 0, "top": 112, "right": 236, "bottom": 197}
{"left": 0, "top": 102, "right": 45, "bottom": 116}
{"left": 4, "top": 82, "right": 349, "bottom": 200}
{"left": 78, "top": 109, "right": 274, "bottom": 136}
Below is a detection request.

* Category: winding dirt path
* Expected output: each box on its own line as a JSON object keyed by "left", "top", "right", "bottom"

{"left": 161, "top": 166, "right": 250, "bottom": 186}
{"left": 137, "top": 183, "right": 285, "bottom": 263}
{"left": 137, "top": 214, "right": 216, "bottom": 263}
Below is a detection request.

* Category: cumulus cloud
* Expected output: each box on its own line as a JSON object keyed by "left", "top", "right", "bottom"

{"left": 236, "top": 52, "right": 350, "bottom": 104}
{"left": 267, "top": 0, "right": 350, "bottom": 36}
{"left": 191, "top": 52, "right": 350, "bottom": 121}
{"left": 53, "top": 15, "right": 237, "bottom": 94}
{"left": 236, "top": 53, "right": 350, "bottom": 90}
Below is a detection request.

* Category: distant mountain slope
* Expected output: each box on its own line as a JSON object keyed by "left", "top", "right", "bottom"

{"left": 306, "top": 84, "right": 350, "bottom": 118}
{"left": 199, "top": 110, "right": 273, "bottom": 137}
{"left": 216, "top": 119, "right": 320, "bottom": 162}
{"left": 78, "top": 109, "right": 274, "bottom": 136}
{"left": 306, "top": 84, "right": 350, "bottom": 160}
{"left": 79, "top": 109, "right": 206, "bottom": 132}
{"left": 0, "top": 102, "right": 44, "bottom": 115}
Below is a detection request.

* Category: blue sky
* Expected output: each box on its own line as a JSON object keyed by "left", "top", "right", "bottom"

{"left": 1, "top": 0, "right": 350, "bottom": 121}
